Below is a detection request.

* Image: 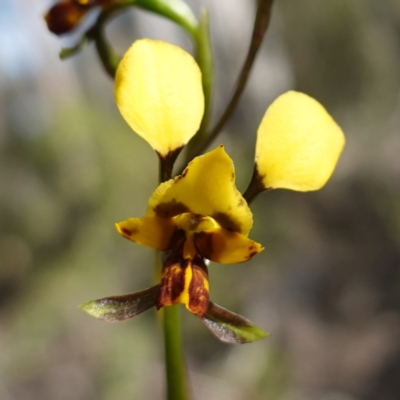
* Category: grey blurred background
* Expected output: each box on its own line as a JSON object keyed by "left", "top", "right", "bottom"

{"left": 1, "top": 1, "right": 400, "bottom": 399}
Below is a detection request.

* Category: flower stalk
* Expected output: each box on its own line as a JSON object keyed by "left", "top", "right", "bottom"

{"left": 186, "top": 9, "right": 213, "bottom": 156}
{"left": 243, "top": 167, "right": 270, "bottom": 204}
{"left": 162, "top": 305, "right": 190, "bottom": 400}
{"left": 91, "top": 5, "right": 125, "bottom": 78}
{"left": 159, "top": 156, "right": 191, "bottom": 400}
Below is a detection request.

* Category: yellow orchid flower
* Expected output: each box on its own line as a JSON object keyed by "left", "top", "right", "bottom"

{"left": 116, "top": 146, "right": 263, "bottom": 316}
{"left": 82, "top": 39, "right": 345, "bottom": 343}
{"left": 82, "top": 146, "right": 266, "bottom": 343}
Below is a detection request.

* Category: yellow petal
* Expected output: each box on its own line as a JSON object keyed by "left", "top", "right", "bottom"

{"left": 116, "top": 216, "right": 176, "bottom": 250}
{"left": 194, "top": 229, "right": 264, "bottom": 264}
{"left": 115, "top": 39, "right": 204, "bottom": 156}
{"left": 255, "top": 91, "right": 345, "bottom": 191}
{"left": 147, "top": 146, "right": 253, "bottom": 236}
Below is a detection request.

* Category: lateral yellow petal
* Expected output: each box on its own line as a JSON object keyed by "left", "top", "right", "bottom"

{"left": 255, "top": 91, "right": 345, "bottom": 191}
{"left": 194, "top": 228, "right": 264, "bottom": 264}
{"left": 147, "top": 146, "right": 253, "bottom": 236}
{"left": 115, "top": 216, "right": 176, "bottom": 250}
{"left": 115, "top": 39, "right": 204, "bottom": 156}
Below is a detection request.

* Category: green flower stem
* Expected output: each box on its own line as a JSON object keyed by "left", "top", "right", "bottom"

{"left": 158, "top": 156, "right": 191, "bottom": 400}
{"left": 186, "top": 8, "right": 213, "bottom": 156}
{"left": 162, "top": 305, "right": 190, "bottom": 400}
{"left": 91, "top": 0, "right": 199, "bottom": 78}
{"left": 91, "top": 5, "right": 126, "bottom": 78}
{"left": 135, "top": 0, "right": 198, "bottom": 37}
{"left": 181, "top": 0, "right": 275, "bottom": 169}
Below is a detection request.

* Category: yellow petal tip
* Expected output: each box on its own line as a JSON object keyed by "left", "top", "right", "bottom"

{"left": 116, "top": 216, "right": 176, "bottom": 251}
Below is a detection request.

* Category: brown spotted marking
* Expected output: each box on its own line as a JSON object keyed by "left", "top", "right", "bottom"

{"left": 194, "top": 231, "right": 214, "bottom": 260}
{"left": 188, "top": 263, "right": 209, "bottom": 317}
{"left": 246, "top": 250, "right": 259, "bottom": 260}
{"left": 175, "top": 167, "right": 189, "bottom": 180}
{"left": 212, "top": 212, "right": 241, "bottom": 233}
{"left": 157, "top": 263, "right": 187, "bottom": 309}
{"left": 120, "top": 227, "right": 133, "bottom": 237}
{"left": 154, "top": 200, "right": 189, "bottom": 218}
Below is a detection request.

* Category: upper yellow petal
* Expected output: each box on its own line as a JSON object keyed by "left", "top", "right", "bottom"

{"left": 115, "top": 39, "right": 204, "bottom": 156}
{"left": 255, "top": 91, "right": 345, "bottom": 191}
{"left": 147, "top": 146, "right": 253, "bottom": 236}
{"left": 116, "top": 216, "right": 177, "bottom": 251}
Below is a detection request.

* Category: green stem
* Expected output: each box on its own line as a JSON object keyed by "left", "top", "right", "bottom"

{"left": 158, "top": 156, "right": 190, "bottom": 400}
{"left": 91, "top": 5, "right": 126, "bottom": 78}
{"left": 162, "top": 305, "right": 190, "bottom": 400}
{"left": 135, "top": 0, "right": 198, "bottom": 37}
{"left": 180, "top": 0, "right": 275, "bottom": 168}
{"left": 185, "top": 8, "right": 213, "bottom": 157}
{"left": 92, "top": 0, "right": 199, "bottom": 78}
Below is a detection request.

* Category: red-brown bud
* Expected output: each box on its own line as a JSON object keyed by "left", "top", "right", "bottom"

{"left": 44, "top": 1, "right": 90, "bottom": 35}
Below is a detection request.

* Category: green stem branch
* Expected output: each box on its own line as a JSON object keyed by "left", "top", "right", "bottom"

{"left": 180, "top": 0, "right": 275, "bottom": 168}
{"left": 185, "top": 8, "right": 213, "bottom": 157}
{"left": 91, "top": 5, "right": 126, "bottom": 78}
{"left": 92, "top": 0, "right": 199, "bottom": 78}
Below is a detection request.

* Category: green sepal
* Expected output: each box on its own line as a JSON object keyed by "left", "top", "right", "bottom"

{"left": 80, "top": 285, "right": 159, "bottom": 322}
{"left": 200, "top": 302, "right": 269, "bottom": 344}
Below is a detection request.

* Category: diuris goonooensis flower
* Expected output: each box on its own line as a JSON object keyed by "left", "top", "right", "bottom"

{"left": 82, "top": 146, "right": 267, "bottom": 343}
{"left": 81, "top": 39, "right": 345, "bottom": 343}
{"left": 116, "top": 145, "right": 263, "bottom": 317}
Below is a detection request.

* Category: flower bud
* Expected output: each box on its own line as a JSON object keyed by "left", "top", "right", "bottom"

{"left": 44, "top": 0, "right": 90, "bottom": 35}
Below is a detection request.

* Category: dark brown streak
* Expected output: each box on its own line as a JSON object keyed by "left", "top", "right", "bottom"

{"left": 157, "top": 146, "right": 183, "bottom": 183}
{"left": 194, "top": 231, "right": 214, "bottom": 260}
{"left": 212, "top": 212, "right": 241, "bottom": 233}
{"left": 242, "top": 165, "right": 269, "bottom": 204}
{"left": 153, "top": 200, "right": 189, "bottom": 219}
{"left": 188, "top": 263, "right": 209, "bottom": 317}
{"left": 120, "top": 227, "right": 132, "bottom": 236}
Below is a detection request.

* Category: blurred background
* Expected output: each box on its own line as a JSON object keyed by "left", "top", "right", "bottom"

{"left": 1, "top": 0, "right": 400, "bottom": 399}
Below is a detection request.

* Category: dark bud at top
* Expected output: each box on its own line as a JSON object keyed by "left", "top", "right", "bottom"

{"left": 44, "top": 0, "right": 91, "bottom": 35}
